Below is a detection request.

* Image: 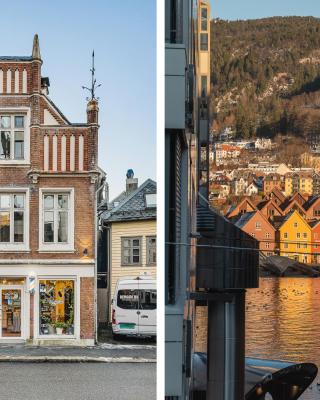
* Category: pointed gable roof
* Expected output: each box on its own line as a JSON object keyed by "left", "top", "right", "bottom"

{"left": 280, "top": 197, "right": 307, "bottom": 217}
{"left": 256, "top": 198, "right": 283, "bottom": 216}
{"left": 278, "top": 209, "right": 310, "bottom": 230}
{"left": 289, "top": 191, "right": 308, "bottom": 206}
{"left": 303, "top": 195, "right": 320, "bottom": 211}
{"left": 226, "top": 196, "right": 257, "bottom": 218}
{"left": 101, "top": 179, "right": 156, "bottom": 222}
{"left": 235, "top": 209, "right": 276, "bottom": 231}
{"left": 266, "top": 186, "right": 286, "bottom": 204}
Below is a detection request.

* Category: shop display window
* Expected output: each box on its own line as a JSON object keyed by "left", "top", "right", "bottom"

{"left": 39, "top": 280, "right": 75, "bottom": 336}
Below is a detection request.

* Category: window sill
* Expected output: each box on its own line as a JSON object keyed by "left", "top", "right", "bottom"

{"left": 121, "top": 264, "right": 142, "bottom": 267}
{"left": 0, "top": 246, "right": 30, "bottom": 252}
{"left": 0, "top": 161, "right": 30, "bottom": 166}
{"left": 38, "top": 247, "right": 75, "bottom": 253}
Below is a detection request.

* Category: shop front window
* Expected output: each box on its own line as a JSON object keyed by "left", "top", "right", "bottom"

{"left": 39, "top": 280, "right": 75, "bottom": 336}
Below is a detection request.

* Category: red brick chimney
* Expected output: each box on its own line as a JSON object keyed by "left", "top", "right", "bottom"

{"left": 87, "top": 99, "right": 99, "bottom": 124}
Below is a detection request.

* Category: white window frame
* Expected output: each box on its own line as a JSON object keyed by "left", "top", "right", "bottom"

{"left": 146, "top": 236, "right": 156, "bottom": 265}
{"left": 121, "top": 236, "right": 142, "bottom": 266}
{"left": 0, "top": 108, "right": 30, "bottom": 165}
{"left": 35, "top": 276, "right": 78, "bottom": 340}
{"left": 38, "top": 188, "right": 75, "bottom": 252}
{"left": 0, "top": 188, "right": 29, "bottom": 252}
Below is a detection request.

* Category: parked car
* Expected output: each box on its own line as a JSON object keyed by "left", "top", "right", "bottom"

{"left": 111, "top": 275, "right": 156, "bottom": 338}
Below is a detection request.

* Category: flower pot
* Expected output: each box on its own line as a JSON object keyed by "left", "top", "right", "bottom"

{"left": 56, "top": 327, "right": 63, "bottom": 335}
{"left": 48, "top": 325, "right": 55, "bottom": 335}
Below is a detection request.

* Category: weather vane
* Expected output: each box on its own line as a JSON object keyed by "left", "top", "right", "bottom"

{"left": 82, "top": 50, "right": 101, "bottom": 101}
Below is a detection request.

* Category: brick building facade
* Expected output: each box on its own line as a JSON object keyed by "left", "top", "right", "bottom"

{"left": 0, "top": 35, "right": 103, "bottom": 345}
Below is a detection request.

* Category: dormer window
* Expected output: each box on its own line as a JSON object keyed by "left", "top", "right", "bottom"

{"left": 145, "top": 193, "right": 156, "bottom": 208}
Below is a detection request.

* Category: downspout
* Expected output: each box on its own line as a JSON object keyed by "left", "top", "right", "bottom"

{"left": 95, "top": 180, "right": 106, "bottom": 344}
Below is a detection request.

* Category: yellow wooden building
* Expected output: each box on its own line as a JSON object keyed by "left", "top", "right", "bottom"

{"left": 284, "top": 173, "right": 313, "bottom": 196}
{"left": 100, "top": 178, "right": 157, "bottom": 322}
{"left": 279, "top": 210, "right": 311, "bottom": 264}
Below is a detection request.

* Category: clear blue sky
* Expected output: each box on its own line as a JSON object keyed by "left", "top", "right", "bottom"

{"left": 212, "top": 0, "right": 320, "bottom": 20}
{"left": 0, "top": 0, "right": 156, "bottom": 199}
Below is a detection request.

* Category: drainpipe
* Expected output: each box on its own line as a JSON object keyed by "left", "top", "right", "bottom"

{"left": 95, "top": 180, "right": 106, "bottom": 344}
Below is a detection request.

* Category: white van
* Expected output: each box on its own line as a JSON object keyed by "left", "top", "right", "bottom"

{"left": 111, "top": 275, "right": 156, "bottom": 338}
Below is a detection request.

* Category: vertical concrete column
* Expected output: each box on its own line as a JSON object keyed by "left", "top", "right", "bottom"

{"left": 207, "top": 291, "right": 245, "bottom": 400}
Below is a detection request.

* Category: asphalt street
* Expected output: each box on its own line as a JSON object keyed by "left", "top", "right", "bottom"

{"left": 0, "top": 363, "right": 156, "bottom": 400}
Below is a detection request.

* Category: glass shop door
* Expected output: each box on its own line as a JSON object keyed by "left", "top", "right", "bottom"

{"left": 0, "top": 287, "right": 23, "bottom": 338}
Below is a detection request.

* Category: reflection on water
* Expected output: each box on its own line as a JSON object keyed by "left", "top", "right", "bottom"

{"left": 246, "top": 278, "right": 320, "bottom": 399}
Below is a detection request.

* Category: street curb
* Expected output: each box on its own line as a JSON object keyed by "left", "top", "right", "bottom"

{"left": 0, "top": 356, "right": 156, "bottom": 363}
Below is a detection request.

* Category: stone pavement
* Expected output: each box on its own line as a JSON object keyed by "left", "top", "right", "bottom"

{"left": 0, "top": 343, "right": 156, "bottom": 363}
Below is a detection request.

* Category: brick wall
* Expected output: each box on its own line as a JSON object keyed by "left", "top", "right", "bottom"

{"left": 80, "top": 277, "right": 95, "bottom": 339}
{"left": 195, "top": 306, "right": 207, "bottom": 353}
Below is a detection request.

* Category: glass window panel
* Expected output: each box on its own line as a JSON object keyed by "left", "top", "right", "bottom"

{"left": 44, "top": 211, "right": 54, "bottom": 222}
{"left": 44, "top": 211, "right": 54, "bottom": 242}
{"left": 133, "top": 248, "right": 139, "bottom": 256}
{"left": 200, "top": 33, "right": 208, "bottom": 51}
{"left": 14, "top": 211, "right": 24, "bottom": 243}
{"left": 132, "top": 255, "right": 140, "bottom": 263}
{"left": 0, "top": 131, "right": 11, "bottom": 159}
{"left": 123, "top": 249, "right": 130, "bottom": 257}
{"left": 0, "top": 194, "right": 10, "bottom": 209}
{"left": 44, "top": 195, "right": 54, "bottom": 209}
{"left": 139, "top": 290, "right": 157, "bottom": 310}
{"left": 201, "top": 8, "right": 208, "bottom": 31}
{"left": 0, "top": 212, "right": 10, "bottom": 242}
{"left": 117, "top": 290, "right": 139, "bottom": 309}
{"left": 58, "top": 212, "right": 68, "bottom": 243}
{"left": 132, "top": 239, "right": 140, "bottom": 247}
{"left": 39, "top": 280, "right": 74, "bottom": 336}
{"left": 14, "top": 131, "right": 24, "bottom": 159}
{"left": 58, "top": 195, "right": 68, "bottom": 209}
{"left": 14, "top": 195, "right": 24, "bottom": 209}
{"left": 14, "top": 116, "right": 24, "bottom": 128}
{"left": 0, "top": 117, "right": 10, "bottom": 128}
{"left": 123, "top": 255, "right": 130, "bottom": 264}
{"left": 123, "top": 239, "right": 130, "bottom": 247}
{"left": 2, "top": 289, "right": 21, "bottom": 337}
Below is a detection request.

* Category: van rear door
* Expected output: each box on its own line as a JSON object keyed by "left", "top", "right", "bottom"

{"left": 116, "top": 284, "right": 140, "bottom": 332}
{"left": 138, "top": 284, "right": 156, "bottom": 335}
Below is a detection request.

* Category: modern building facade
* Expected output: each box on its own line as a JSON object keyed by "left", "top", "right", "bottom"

{"left": 0, "top": 35, "right": 103, "bottom": 345}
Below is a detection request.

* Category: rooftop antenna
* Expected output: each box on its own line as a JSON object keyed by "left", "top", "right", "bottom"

{"left": 82, "top": 50, "right": 101, "bottom": 101}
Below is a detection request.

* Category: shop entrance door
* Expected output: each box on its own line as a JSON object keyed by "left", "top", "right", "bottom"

{"left": 0, "top": 287, "right": 23, "bottom": 338}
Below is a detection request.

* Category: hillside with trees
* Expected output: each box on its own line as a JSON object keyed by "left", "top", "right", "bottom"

{"left": 210, "top": 16, "right": 320, "bottom": 139}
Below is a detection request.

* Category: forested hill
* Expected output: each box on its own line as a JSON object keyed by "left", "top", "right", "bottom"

{"left": 210, "top": 16, "right": 320, "bottom": 139}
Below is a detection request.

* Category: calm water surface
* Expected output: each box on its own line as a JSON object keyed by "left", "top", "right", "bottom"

{"left": 246, "top": 277, "right": 320, "bottom": 399}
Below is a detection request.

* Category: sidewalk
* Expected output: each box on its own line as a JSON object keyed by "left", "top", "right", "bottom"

{"left": 0, "top": 343, "right": 156, "bottom": 363}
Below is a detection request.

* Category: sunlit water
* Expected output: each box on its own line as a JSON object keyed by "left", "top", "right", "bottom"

{"left": 246, "top": 278, "right": 320, "bottom": 399}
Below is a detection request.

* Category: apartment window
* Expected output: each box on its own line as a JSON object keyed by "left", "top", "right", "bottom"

{"left": 200, "top": 33, "right": 208, "bottom": 51}
{"left": 304, "top": 243, "right": 307, "bottom": 249}
{"left": 265, "top": 232, "right": 270, "bottom": 239}
{"left": 201, "top": 7, "right": 208, "bottom": 31}
{"left": 265, "top": 242, "right": 270, "bottom": 249}
{"left": 0, "top": 115, "right": 25, "bottom": 160}
{"left": 284, "top": 232, "right": 288, "bottom": 239}
{"left": 294, "top": 222, "right": 298, "bottom": 228}
{"left": 43, "top": 194, "right": 69, "bottom": 243}
{"left": 303, "top": 232, "right": 307, "bottom": 239}
{"left": 284, "top": 243, "right": 288, "bottom": 249}
{"left": 314, "top": 210, "right": 320, "bottom": 216}
{"left": 0, "top": 193, "right": 25, "bottom": 243}
{"left": 146, "top": 236, "right": 156, "bottom": 265}
{"left": 201, "top": 76, "right": 207, "bottom": 97}
{"left": 297, "top": 233, "right": 301, "bottom": 239}
{"left": 121, "top": 237, "right": 141, "bottom": 265}
{"left": 297, "top": 243, "right": 301, "bottom": 249}
{"left": 255, "top": 221, "right": 261, "bottom": 230}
